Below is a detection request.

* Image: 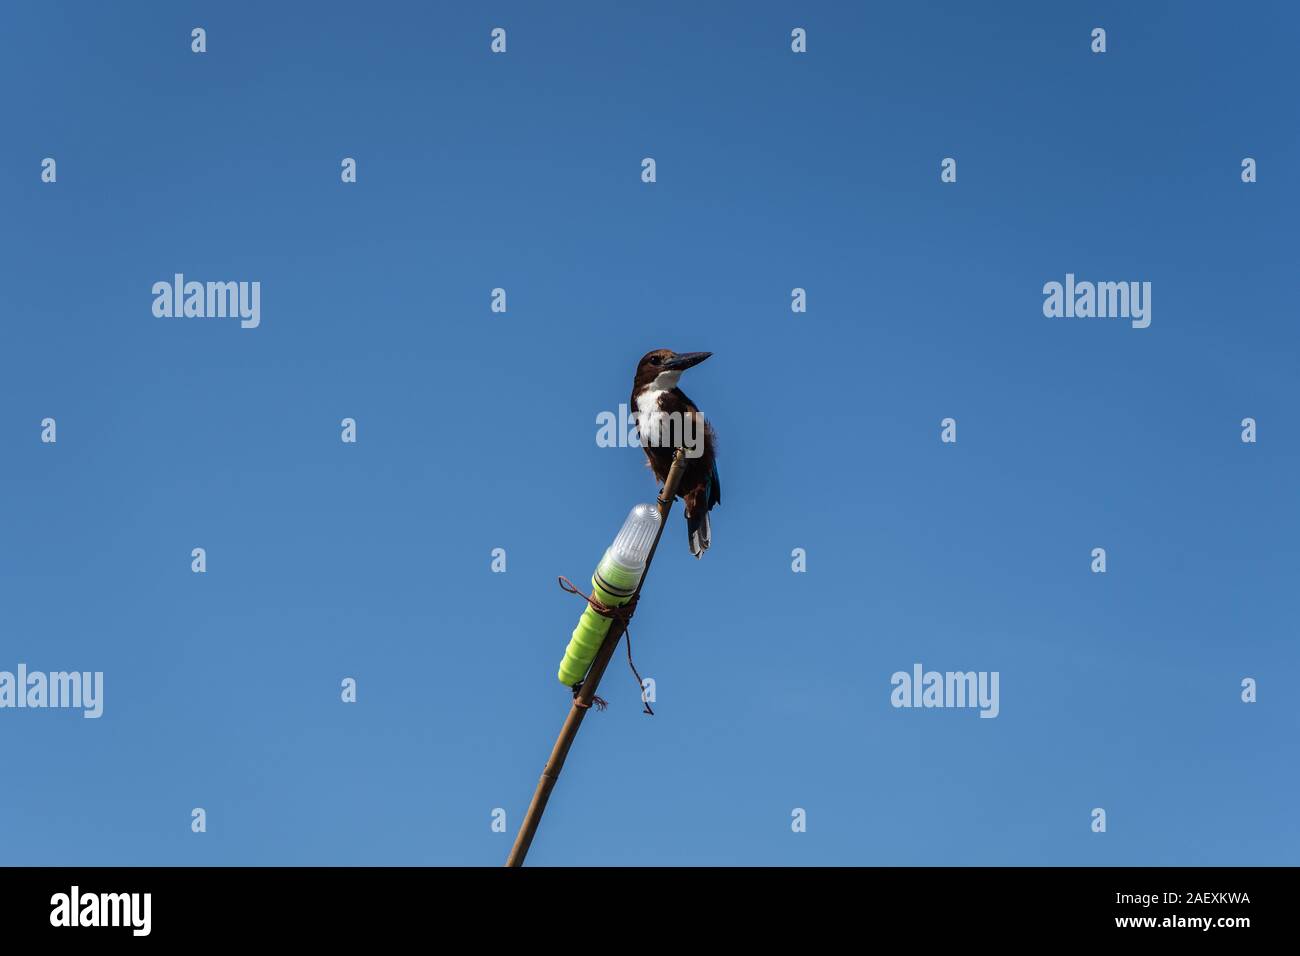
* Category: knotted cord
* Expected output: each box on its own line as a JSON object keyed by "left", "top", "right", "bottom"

{"left": 557, "top": 575, "right": 654, "bottom": 715}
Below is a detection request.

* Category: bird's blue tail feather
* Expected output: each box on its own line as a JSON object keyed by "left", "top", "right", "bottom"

{"left": 687, "top": 467, "right": 720, "bottom": 558}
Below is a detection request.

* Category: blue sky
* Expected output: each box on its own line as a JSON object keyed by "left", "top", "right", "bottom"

{"left": 1, "top": 1, "right": 1296, "bottom": 865}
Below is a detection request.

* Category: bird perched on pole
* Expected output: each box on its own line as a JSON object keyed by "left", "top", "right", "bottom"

{"left": 630, "top": 349, "right": 721, "bottom": 558}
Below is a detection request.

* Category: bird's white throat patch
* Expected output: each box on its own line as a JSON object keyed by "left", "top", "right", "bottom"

{"left": 635, "top": 371, "right": 681, "bottom": 444}
{"left": 635, "top": 387, "right": 671, "bottom": 444}
{"left": 633, "top": 375, "right": 706, "bottom": 458}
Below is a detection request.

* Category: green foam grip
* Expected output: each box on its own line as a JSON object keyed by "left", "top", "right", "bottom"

{"left": 556, "top": 553, "right": 638, "bottom": 686}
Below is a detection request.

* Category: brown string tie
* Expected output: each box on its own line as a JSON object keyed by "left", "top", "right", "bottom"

{"left": 557, "top": 576, "right": 654, "bottom": 716}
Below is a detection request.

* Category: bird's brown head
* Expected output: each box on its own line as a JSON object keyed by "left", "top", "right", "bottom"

{"left": 633, "top": 349, "right": 712, "bottom": 393}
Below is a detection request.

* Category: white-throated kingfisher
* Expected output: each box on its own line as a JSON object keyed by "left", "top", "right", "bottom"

{"left": 630, "top": 349, "right": 721, "bottom": 558}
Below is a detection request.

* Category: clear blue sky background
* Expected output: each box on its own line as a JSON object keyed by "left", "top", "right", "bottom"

{"left": 2, "top": 1, "right": 1296, "bottom": 866}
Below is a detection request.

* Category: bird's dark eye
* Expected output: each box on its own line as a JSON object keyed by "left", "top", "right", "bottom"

{"left": 651, "top": 356, "right": 662, "bottom": 365}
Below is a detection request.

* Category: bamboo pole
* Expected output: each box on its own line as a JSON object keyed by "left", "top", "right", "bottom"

{"left": 505, "top": 448, "right": 688, "bottom": 867}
